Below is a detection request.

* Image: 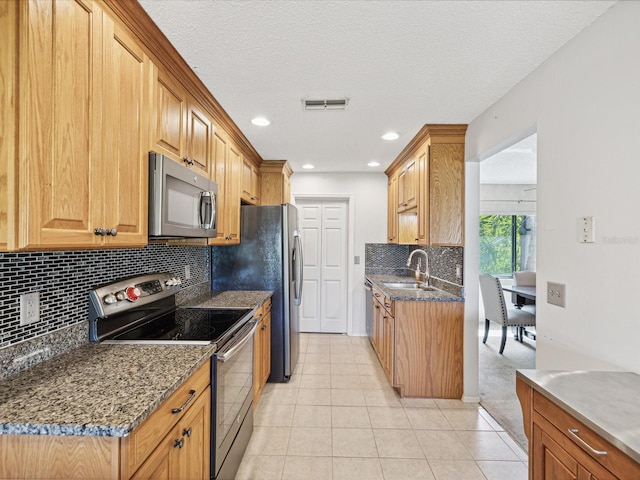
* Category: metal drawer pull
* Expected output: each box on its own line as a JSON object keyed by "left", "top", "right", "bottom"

{"left": 174, "top": 438, "right": 184, "bottom": 448}
{"left": 183, "top": 427, "right": 192, "bottom": 438}
{"left": 568, "top": 429, "right": 607, "bottom": 455}
{"left": 171, "top": 389, "right": 196, "bottom": 414}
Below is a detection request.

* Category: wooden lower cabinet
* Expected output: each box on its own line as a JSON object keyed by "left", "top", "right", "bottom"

{"left": 131, "top": 387, "right": 210, "bottom": 480}
{"left": 517, "top": 378, "right": 640, "bottom": 480}
{"left": 253, "top": 298, "right": 272, "bottom": 406}
{"left": 370, "top": 290, "right": 463, "bottom": 398}
{"left": 0, "top": 360, "right": 211, "bottom": 480}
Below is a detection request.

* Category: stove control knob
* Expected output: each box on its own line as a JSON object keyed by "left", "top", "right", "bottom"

{"left": 115, "top": 290, "right": 126, "bottom": 301}
{"left": 103, "top": 293, "right": 117, "bottom": 305}
{"left": 175, "top": 277, "right": 182, "bottom": 285}
{"left": 125, "top": 286, "right": 141, "bottom": 302}
{"left": 165, "top": 278, "right": 176, "bottom": 286}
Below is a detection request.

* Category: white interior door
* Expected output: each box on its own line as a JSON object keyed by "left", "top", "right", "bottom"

{"left": 298, "top": 199, "right": 348, "bottom": 333}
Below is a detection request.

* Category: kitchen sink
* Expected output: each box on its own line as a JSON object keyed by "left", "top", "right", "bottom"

{"left": 382, "top": 282, "right": 436, "bottom": 291}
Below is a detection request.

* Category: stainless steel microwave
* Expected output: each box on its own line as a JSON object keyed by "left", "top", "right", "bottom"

{"left": 148, "top": 152, "right": 217, "bottom": 238}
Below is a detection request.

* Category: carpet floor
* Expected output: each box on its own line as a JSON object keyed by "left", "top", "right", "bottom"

{"left": 478, "top": 323, "right": 536, "bottom": 452}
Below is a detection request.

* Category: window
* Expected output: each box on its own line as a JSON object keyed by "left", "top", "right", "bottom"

{"left": 479, "top": 215, "right": 536, "bottom": 277}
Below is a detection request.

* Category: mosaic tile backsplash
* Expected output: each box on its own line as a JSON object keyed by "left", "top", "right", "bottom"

{"left": 365, "top": 243, "right": 463, "bottom": 285}
{"left": 0, "top": 244, "right": 210, "bottom": 350}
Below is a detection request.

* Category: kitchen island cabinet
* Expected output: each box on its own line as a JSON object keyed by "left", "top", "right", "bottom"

{"left": 366, "top": 275, "right": 464, "bottom": 398}
{"left": 517, "top": 370, "right": 640, "bottom": 480}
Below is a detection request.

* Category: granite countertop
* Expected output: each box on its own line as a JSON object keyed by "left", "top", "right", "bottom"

{"left": 0, "top": 290, "right": 273, "bottom": 438}
{"left": 366, "top": 274, "right": 463, "bottom": 302}
{"left": 517, "top": 369, "right": 640, "bottom": 463}
{"left": 184, "top": 290, "right": 273, "bottom": 309}
{"left": 0, "top": 343, "right": 215, "bottom": 437}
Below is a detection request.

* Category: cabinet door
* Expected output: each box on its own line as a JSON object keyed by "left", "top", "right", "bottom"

{"left": 131, "top": 429, "right": 176, "bottom": 480}
{"left": 186, "top": 101, "right": 212, "bottom": 176}
{"left": 382, "top": 314, "right": 394, "bottom": 382}
{"left": 416, "top": 144, "right": 429, "bottom": 245}
{"left": 430, "top": 143, "right": 464, "bottom": 246}
{"left": 401, "top": 158, "right": 417, "bottom": 211}
{"left": 225, "top": 142, "right": 243, "bottom": 242}
{"left": 242, "top": 158, "right": 260, "bottom": 204}
{"left": 0, "top": 1, "right": 16, "bottom": 250}
{"left": 262, "top": 307, "right": 272, "bottom": 385}
{"left": 102, "top": 16, "right": 149, "bottom": 247}
{"left": 210, "top": 125, "right": 230, "bottom": 244}
{"left": 532, "top": 424, "right": 598, "bottom": 480}
{"left": 18, "top": 0, "right": 104, "bottom": 249}
{"left": 177, "top": 387, "right": 211, "bottom": 480}
{"left": 387, "top": 173, "right": 398, "bottom": 243}
{"left": 253, "top": 314, "right": 264, "bottom": 405}
{"left": 154, "top": 68, "right": 186, "bottom": 161}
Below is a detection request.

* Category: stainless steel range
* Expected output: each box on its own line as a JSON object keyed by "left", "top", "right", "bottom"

{"left": 88, "top": 272, "right": 258, "bottom": 480}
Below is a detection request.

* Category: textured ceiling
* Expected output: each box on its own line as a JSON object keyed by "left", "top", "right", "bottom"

{"left": 139, "top": 0, "right": 615, "bottom": 174}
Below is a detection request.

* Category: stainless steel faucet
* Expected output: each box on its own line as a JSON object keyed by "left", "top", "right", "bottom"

{"left": 406, "top": 249, "right": 429, "bottom": 284}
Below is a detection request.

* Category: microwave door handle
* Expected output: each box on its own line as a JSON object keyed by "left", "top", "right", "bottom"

{"left": 199, "top": 191, "right": 213, "bottom": 229}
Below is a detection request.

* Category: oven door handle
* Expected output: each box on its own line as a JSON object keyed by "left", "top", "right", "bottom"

{"left": 216, "top": 319, "right": 259, "bottom": 363}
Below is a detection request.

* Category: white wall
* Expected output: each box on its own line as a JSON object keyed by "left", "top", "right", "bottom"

{"left": 466, "top": 1, "right": 640, "bottom": 372}
{"left": 291, "top": 172, "right": 388, "bottom": 336}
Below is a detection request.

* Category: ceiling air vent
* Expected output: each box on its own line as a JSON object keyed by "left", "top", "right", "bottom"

{"left": 302, "top": 98, "right": 349, "bottom": 111}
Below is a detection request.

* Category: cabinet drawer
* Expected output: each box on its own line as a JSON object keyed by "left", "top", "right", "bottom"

{"left": 533, "top": 391, "right": 640, "bottom": 478}
{"left": 122, "top": 359, "right": 211, "bottom": 477}
{"left": 373, "top": 287, "right": 394, "bottom": 317}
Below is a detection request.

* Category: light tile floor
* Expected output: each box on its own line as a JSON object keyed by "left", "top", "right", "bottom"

{"left": 235, "top": 333, "right": 528, "bottom": 480}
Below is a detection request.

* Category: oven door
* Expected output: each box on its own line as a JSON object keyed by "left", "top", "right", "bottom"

{"left": 214, "top": 319, "right": 258, "bottom": 478}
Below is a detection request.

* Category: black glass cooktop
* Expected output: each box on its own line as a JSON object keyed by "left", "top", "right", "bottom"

{"left": 109, "top": 308, "right": 251, "bottom": 342}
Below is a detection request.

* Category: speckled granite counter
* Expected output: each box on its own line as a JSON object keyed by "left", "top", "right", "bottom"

{"left": 517, "top": 369, "right": 640, "bottom": 463}
{"left": 184, "top": 290, "right": 272, "bottom": 309}
{"left": 0, "top": 343, "right": 215, "bottom": 437}
{"left": 0, "top": 289, "right": 272, "bottom": 438}
{"left": 366, "top": 274, "right": 463, "bottom": 302}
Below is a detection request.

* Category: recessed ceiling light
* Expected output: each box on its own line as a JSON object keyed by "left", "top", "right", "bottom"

{"left": 302, "top": 164, "right": 315, "bottom": 170}
{"left": 251, "top": 116, "right": 271, "bottom": 126}
{"left": 381, "top": 131, "right": 400, "bottom": 141}
{"left": 367, "top": 161, "right": 380, "bottom": 167}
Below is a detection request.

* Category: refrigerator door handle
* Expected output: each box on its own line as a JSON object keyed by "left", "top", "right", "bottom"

{"left": 293, "top": 230, "right": 304, "bottom": 306}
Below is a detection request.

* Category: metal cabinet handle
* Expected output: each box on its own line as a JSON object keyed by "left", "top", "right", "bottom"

{"left": 94, "top": 228, "right": 106, "bottom": 236}
{"left": 374, "top": 293, "right": 381, "bottom": 298}
{"left": 173, "top": 438, "right": 184, "bottom": 448}
{"left": 183, "top": 157, "right": 194, "bottom": 166}
{"left": 567, "top": 429, "right": 607, "bottom": 456}
{"left": 171, "top": 389, "right": 196, "bottom": 414}
{"left": 384, "top": 303, "right": 391, "bottom": 308}
{"left": 183, "top": 427, "right": 192, "bottom": 438}
{"left": 261, "top": 324, "right": 267, "bottom": 331}
{"left": 106, "top": 228, "right": 117, "bottom": 236}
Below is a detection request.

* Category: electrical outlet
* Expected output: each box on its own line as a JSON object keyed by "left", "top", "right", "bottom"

{"left": 456, "top": 264, "right": 463, "bottom": 279}
{"left": 354, "top": 256, "right": 360, "bottom": 265}
{"left": 185, "top": 265, "right": 191, "bottom": 280}
{"left": 547, "top": 282, "right": 566, "bottom": 307}
{"left": 20, "top": 292, "right": 40, "bottom": 326}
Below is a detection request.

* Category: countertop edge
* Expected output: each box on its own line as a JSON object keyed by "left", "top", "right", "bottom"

{"left": 366, "top": 274, "right": 463, "bottom": 302}
{"left": 516, "top": 369, "right": 640, "bottom": 465}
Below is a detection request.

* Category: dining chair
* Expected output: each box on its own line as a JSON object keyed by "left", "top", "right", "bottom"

{"left": 479, "top": 274, "right": 536, "bottom": 354}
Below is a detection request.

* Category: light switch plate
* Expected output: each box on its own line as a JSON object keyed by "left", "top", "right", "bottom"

{"left": 547, "top": 282, "right": 566, "bottom": 307}
{"left": 579, "top": 216, "right": 595, "bottom": 243}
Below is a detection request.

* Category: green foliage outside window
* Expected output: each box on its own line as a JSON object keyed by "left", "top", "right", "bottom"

{"left": 479, "top": 215, "right": 526, "bottom": 276}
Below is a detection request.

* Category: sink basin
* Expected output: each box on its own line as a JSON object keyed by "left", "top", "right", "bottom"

{"left": 382, "top": 282, "right": 436, "bottom": 292}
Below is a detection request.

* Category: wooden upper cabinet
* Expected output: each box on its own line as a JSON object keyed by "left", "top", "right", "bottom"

{"left": 398, "top": 158, "right": 417, "bottom": 212}
{"left": 387, "top": 172, "right": 398, "bottom": 243}
{"left": 16, "top": 0, "right": 104, "bottom": 249}
{"left": 241, "top": 158, "right": 261, "bottom": 205}
{"left": 209, "top": 124, "right": 241, "bottom": 245}
{"left": 260, "top": 160, "right": 292, "bottom": 205}
{"left": 429, "top": 143, "right": 464, "bottom": 246}
{"left": 102, "top": 15, "right": 150, "bottom": 247}
{"left": 153, "top": 68, "right": 187, "bottom": 161}
{"left": 0, "top": 1, "right": 17, "bottom": 250}
{"left": 185, "top": 100, "right": 212, "bottom": 177}
{"left": 386, "top": 124, "right": 466, "bottom": 247}
{"left": 416, "top": 143, "right": 429, "bottom": 244}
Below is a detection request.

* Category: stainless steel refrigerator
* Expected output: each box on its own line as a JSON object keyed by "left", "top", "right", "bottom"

{"left": 211, "top": 204, "right": 302, "bottom": 382}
